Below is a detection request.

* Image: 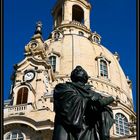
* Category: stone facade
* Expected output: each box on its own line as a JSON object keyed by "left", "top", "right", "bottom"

{"left": 4, "top": 0, "right": 136, "bottom": 140}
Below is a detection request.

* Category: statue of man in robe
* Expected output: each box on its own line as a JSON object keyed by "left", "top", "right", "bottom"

{"left": 52, "top": 66, "right": 115, "bottom": 140}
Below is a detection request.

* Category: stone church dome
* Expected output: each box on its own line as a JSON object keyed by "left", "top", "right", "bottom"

{"left": 44, "top": 0, "right": 133, "bottom": 110}
{"left": 4, "top": 0, "right": 136, "bottom": 139}
{"left": 45, "top": 30, "right": 133, "bottom": 109}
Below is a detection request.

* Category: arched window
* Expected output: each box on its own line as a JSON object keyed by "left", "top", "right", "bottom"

{"left": 115, "top": 113, "right": 129, "bottom": 136}
{"left": 100, "top": 60, "right": 108, "bottom": 78}
{"left": 16, "top": 87, "right": 28, "bottom": 105}
{"left": 79, "top": 31, "right": 84, "bottom": 36}
{"left": 5, "top": 131, "right": 25, "bottom": 140}
{"left": 49, "top": 56, "right": 56, "bottom": 72}
{"left": 56, "top": 7, "right": 62, "bottom": 26}
{"left": 93, "top": 36, "right": 99, "bottom": 43}
{"left": 54, "top": 32, "right": 60, "bottom": 41}
{"left": 72, "top": 5, "right": 84, "bottom": 24}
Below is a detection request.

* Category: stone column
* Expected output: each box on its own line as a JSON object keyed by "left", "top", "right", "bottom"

{"left": 63, "top": 1, "right": 72, "bottom": 24}
{"left": 84, "top": 9, "right": 90, "bottom": 29}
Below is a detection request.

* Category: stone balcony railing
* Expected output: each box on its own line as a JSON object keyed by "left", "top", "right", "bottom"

{"left": 4, "top": 103, "right": 34, "bottom": 118}
{"left": 69, "top": 20, "right": 88, "bottom": 29}
{"left": 55, "top": 20, "right": 88, "bottom": 30}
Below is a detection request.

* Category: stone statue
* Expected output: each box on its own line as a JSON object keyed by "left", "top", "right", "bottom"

{"left": 52, "top": 66, "right": 115, "bottom": 140}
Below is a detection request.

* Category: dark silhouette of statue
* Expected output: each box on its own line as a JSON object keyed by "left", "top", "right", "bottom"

{"left": 53, "top": 66, "right": 115, "bottom": 140}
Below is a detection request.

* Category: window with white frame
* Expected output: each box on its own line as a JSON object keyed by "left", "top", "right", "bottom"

{"left": 100, "top": 60, "right": 108, "bottom": 78}
{"left": 49, "top": 56, "right": 56, "bottom": 72}
{"left": 115, "top": 113, "right": 130, "bottom": 136}
{"left": 5, "top": 131, "right": 25, "bottom": 140}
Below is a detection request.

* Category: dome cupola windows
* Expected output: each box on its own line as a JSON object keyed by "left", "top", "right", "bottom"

{"left": 54, "top": 32, "right": 60, "bottom": 40}
{"left": 95, "top": 54, "right": 111, "bottom": 79}
{"left": 52, "top": 0, "right": 91, "bottom": 29}
{"left": 79, "top": 31, "right": 84, "bottom": 36}
{"left": 51, "top": 30, "right": 64, "bottom": 41}
{"left": 100, "top": 60, "right": 108, "bottom": 78}
{"left": 90, "top": 32, "right": 101, "bottom": 44}
{"left": 93, "top": 36, "right": 100, "bottom": 43}
{"left": 72, "top": 5, "right": 84, "bottom": 24}
{"left": 56, "top": 7, "right": 62, "bottom": 27}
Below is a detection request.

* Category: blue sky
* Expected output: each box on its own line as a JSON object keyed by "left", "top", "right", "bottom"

{"left": 4, "top": 0, "right": 136, "bottom": 111}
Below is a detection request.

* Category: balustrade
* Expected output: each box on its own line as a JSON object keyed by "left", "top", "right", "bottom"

{"left": 4, "top": 103, "right": 33, "bottom": 117}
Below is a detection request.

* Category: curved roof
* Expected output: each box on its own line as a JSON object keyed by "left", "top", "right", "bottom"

{"left": 45, "top": 32, "right": 133, "bottom": 107}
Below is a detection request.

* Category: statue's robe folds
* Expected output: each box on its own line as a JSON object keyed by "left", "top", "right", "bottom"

{"left": 52, "top": 82, "right": 114, "bottom": 140}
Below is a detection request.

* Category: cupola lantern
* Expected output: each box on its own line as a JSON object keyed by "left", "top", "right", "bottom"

{"left": 52, "top": 0, "right": 91, "bottom": 29}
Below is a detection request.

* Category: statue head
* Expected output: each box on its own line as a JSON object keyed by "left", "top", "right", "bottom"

{"left": 70, "top": 66, "right": 89, "bottom": 84}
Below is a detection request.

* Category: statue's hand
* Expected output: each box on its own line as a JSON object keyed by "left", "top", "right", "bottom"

{"left": 88, "top": 92, "right": 101, "bottom": 101}
{"left": 99, "top": 96, "right": 115, "bottom": 106}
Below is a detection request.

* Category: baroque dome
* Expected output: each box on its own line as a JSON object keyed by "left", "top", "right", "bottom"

{"left": 45, "top": 30, "right": 133, "bottom": 109}
{"left": 4, "top": 0, "right": 136, "bottom": 139}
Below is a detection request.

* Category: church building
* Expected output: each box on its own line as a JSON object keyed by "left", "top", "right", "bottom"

{"left": 4, "top": 0, "right": 136, "bottom": 139}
